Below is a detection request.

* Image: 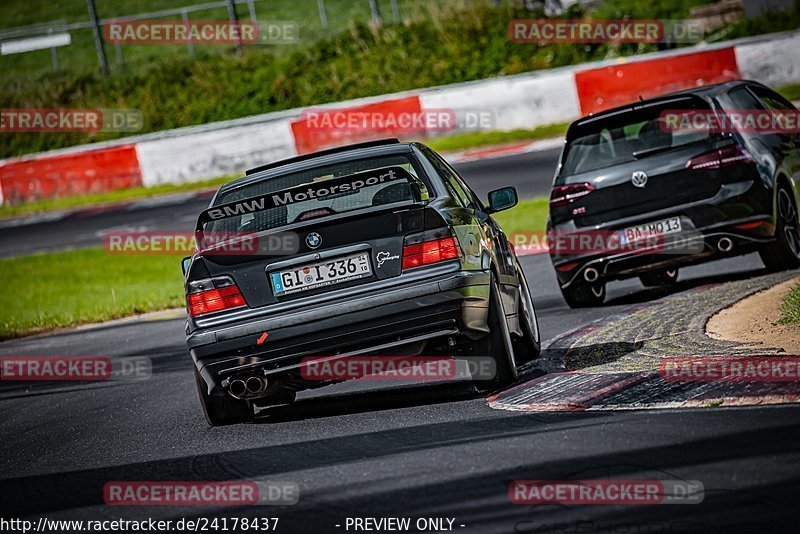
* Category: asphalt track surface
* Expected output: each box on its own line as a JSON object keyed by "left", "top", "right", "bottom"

{"left": 2, "top": 150, "right": 800, "bottom": 531}
{"left": 0, "top": 148, "right": 560, "bottom": 258}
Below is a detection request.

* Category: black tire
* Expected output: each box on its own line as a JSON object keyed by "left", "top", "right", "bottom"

{"left": 560, "top": 281, "right": 606, "bottom": 308}
{"left": 473, "top": 277, "right": 517, "bottom": 391}
{"left": 512, "top": 266, "right": 541, "bottom": 364}
{"left": 639, "top": 268, "right": 679, "bottom": 287}
{"left": 194, "top": 369, "right": 253, "bottom": 426}
{"left": 252, "top": 388, "right": 297, "bottom": 409}
{"left": 760, "top": 186, "right": 800, "bottom": 272}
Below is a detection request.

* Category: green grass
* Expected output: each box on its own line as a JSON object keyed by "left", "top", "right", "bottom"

{"left": 0, "top": 195, "right": 548, "bottom": 339}
{"left": 0, "top": 0, "right": 484, "bottom": 79}
{"left": 779, "top": 84, "right": 800, "bottom": 102}
{"left": 0, "top": 175, "right": 233, "bottom": 219}
{"left": 493, "top": 196, "right": 549, "bottom": 235}
{"left": 779, "top": 281, "right": 800, "bottom": 325}
{"left": 424, "top": 123, "right": 569, "bottom": 153}
{"left": 0, "top": 248, "right": 185, "bottom": 340}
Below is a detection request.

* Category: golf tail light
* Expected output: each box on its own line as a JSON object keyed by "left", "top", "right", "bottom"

{"left": 402, "top": 235, "right": 459, "bottom": 270}
{"left": 686, "top": 144, "right": 756, "bottom": 170}
{"left": 733, "top": 219, "right": 774, "bottom": 236}
{"left": 187, "top": 276, "right": 246, "bottom": 317}
{"left": 550, "top": 182, "right": 595, "bottom": 209}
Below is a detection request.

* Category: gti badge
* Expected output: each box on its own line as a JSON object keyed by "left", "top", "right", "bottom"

{"left": 306, "top": 232, "right": 322, "bottom": 249}
{"left": 631, "top": 170, "right": 648, "bottom": 188}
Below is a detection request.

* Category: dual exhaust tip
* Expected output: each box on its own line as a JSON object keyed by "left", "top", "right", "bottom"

{"left": 229, "top": 375, "right": 267, "bottom": 399}
{"left": 580, "top": 237, "right": 734, "bottom": 282}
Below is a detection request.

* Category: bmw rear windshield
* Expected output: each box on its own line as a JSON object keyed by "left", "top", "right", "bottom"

{"left": 205, "top": 154, "right": 431, "bottom": 233}
{"left": 557, "top": 96, "right": 714, "bottom": 182}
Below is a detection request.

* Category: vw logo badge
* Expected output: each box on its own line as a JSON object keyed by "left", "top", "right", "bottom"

{"left": 306, "top": 232, "right": 322, "bottom": 249}
{"left": 631, "top": 170, "right": 648, "bottom": 188}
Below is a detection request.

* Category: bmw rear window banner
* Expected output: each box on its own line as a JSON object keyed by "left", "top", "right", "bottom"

{"left": 198, "top": 166, "right": 414, "bottom": 226}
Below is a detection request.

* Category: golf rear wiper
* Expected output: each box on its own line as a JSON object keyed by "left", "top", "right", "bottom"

{"left": 632, "top": 145, "right": 675, "bottom": 159}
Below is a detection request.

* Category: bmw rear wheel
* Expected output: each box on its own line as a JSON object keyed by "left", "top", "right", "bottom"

{"left": 512, "top": 267, "right": 541, "bottom": 363}
{"left": 473, "top": 276, "right": 517, "bottom": 391}
{"left": 194, "top": 369, "right": 253, "bottom": 426}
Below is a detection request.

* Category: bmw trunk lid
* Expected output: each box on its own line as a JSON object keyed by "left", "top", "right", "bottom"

{"left": 186, "top": 157, "right": 451, "bottom": 313}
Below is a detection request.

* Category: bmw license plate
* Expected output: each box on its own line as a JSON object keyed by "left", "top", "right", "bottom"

{"left": 619, "top": 217, "right": 682, "bottom": 245}
{"left": 270, "top": 252, "right": 371, "bottom": 296}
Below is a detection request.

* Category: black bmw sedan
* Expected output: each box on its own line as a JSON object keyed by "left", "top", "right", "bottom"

{"left": 184, "top": 139, "right": 540, "bottom": 424}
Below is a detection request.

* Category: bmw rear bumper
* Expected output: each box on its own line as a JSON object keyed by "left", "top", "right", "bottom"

{"left": 188, "top": 267, "right": 492, "bottom": 397}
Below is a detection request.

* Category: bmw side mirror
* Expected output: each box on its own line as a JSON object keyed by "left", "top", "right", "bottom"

{"left": 486, "top": 186, "right": 518, "bottom": 214}
{"left": 181, "top": 256, "right": 192, "bottom": 276}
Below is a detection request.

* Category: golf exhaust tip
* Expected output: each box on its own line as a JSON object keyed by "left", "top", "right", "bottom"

{"left": 717, "top": 237, "right": 733, "bottom": 252}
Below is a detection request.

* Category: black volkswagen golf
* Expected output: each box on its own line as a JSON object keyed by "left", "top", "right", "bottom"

{"left": 183, "top": 139, "right": 540, "bottom": 425}
{"left": 549, "top": 80, "right": 800, "bottom": 308}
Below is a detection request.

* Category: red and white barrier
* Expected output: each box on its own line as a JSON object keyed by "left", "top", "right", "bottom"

{"left": 0, "top": 145, "right": 142, "bottom": 205}
{"left": 290, "top": 96, "right": 425, "bottom": 155}
{"left": 419, "top": 69, "right": 581, "bottom": 131}
{"left": 136, "top": 119, "right": 296, "bottom": 187}
{"left": 574, "top": 48, "right": 740, "bottom": 114}
{"left": 2, "top": 30, "right": 799, "bottom": 205}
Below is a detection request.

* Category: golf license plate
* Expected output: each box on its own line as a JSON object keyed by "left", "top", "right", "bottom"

{"left": 271, "top": 252, "right": 371, "bottom": 296}
{"left": 619, "top": 217, "right": 682, "bottom": 245}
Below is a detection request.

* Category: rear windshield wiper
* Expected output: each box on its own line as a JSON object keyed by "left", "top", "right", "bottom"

{"left": 632, "top": 145, "right": 676, "bottom": 159}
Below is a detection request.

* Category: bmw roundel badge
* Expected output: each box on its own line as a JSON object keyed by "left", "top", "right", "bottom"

{"left": 306, "top": 232, "right": 322, "bottom": 249}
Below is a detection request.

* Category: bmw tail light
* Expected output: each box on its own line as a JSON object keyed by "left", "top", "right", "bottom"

{"left": 686, "top": 144, "right": 756, "bottom": 170}
{"left": 550, "top": 182, "right": 595, "bottom": 209}
{"left": 402, "top": 234, "right": 459, "bottom": 270}
{"left": 187, "top": 276, "right": 246, "bottom": 317}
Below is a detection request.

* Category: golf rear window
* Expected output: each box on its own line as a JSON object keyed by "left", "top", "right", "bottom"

{"left": 559, "top": 97, "right": 712, "bottom": 179}
{"left": 209, "top": 154, "right": 429, "bottom": 233}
